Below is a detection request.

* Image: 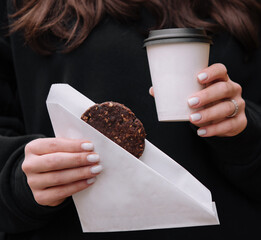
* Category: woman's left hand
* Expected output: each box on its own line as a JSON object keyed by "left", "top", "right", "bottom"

{"left": 187, "top": 63, "right": 247, "bottom": 137}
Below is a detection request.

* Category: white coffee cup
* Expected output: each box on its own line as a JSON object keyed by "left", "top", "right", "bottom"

{"left": 144, "top": 28, "right": 212, "bottom": 121}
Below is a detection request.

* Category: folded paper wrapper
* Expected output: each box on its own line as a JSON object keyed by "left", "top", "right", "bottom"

{"left": 46, "top": 84, "right": 219, "bottom": 232}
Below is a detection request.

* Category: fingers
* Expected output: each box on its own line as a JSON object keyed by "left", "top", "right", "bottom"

{"left": 28, "top": 164, "right": 103, "bottom": 189}
{"left": 196, "top": 113, "right": 247, "bottom": 137}
{"left": 33, "top": 179, "right": 95, "bottom": 206}
{"left": 25, "top": 138, "right": 94, "bottom": 155}
{"left": 188, "top": 80, "right": 241, "bottom": 108}
{"left": 189, "top": 96, "right": 247, "bottom": 137}
{"left": 23, "top": 138, "right": 103, "bottom": 207}
{"left": 23, "top": 152, "right": 100, "bottom": 173}
{"left": 188, "top": 63, "right": 247, "bottom": 137}
{"left": 149, "top": 86, "right": 154, "bottom": 97}
{"left": 189, "top": 98, "right": 245, "bottom": 125}
{"left": 197, "top": 63, "right": 229, "bottom": 84}
{"left": 148, "top": 63, "right": 247, "bottom": 137}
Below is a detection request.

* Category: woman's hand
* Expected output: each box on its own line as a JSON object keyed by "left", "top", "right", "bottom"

{"left": 149, "top": 63, "right": 247, "bottom": 137}
{"left": 187, "top": 63, "right": 247, "bottom": 137}
{"left": 22, "top": 138, "right": 103, "bottom": 207}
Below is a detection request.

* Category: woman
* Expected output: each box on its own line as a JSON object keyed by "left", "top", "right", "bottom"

{"left": 0, "top": 0, "right": 261, "bottom": 239}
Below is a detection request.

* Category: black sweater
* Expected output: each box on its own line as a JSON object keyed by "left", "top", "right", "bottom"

{"left": 1, "top": 1, "right": 261, "bottom": 239}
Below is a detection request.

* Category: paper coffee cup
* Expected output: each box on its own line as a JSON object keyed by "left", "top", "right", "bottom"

{"left": 144, "top": 28, "right": 212, "bottom": 121}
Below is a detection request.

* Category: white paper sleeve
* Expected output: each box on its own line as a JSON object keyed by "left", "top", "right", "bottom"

{"left": 46, "top": 84, "right": 219, "bottom": 232}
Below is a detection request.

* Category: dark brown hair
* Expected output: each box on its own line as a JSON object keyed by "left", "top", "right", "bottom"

{"left": 10, "top": 0, "right": 261, "bottom": 55}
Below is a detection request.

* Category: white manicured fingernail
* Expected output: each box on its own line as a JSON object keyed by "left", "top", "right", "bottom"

{"left": 190, "top": 113, "right": 202, "bottom": 122}
{"left": 188, "top": 97, "right": 200, "bottom": 106}
{"left": 87, "top": 154, "right": 100, "bottom": 163}
{"left": 87, "top": 177, "right": 96, "bottom": 185}
{"left": 81, "top": 142, "right": 94, "bottom": 151}
{"left": 90, "top": 165, "right": 103, "bottom": 174}
{"left": 197, "top": 129, "right": 207, "bottom": 136}
{"left": 198, "top": 72, "right": 208, "bottom": 82}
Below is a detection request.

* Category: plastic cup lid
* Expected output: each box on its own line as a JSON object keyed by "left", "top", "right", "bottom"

{"left": 144, "top": 28, "right": 213, "bottom": 46}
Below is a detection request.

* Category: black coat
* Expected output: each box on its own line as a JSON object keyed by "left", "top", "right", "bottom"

{"left": 1, "top": 1, "right": 261, "bottom": 239}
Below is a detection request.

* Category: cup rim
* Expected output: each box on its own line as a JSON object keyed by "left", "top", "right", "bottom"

{"left": 144, "top": 28, "right": 213, "bottom": 47}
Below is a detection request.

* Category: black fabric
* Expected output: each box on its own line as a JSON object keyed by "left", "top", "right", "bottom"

{"left": 1, "top": 0, "right": 261, "bottom": 239}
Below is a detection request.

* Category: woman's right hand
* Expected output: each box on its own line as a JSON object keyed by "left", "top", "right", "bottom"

{"left": 22, "top": 138, "right": 103, "bottom": 207}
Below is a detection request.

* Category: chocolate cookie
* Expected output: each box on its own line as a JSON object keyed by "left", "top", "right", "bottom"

{"left": 81, "top": 102, "right": 146, "bottom": 158}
